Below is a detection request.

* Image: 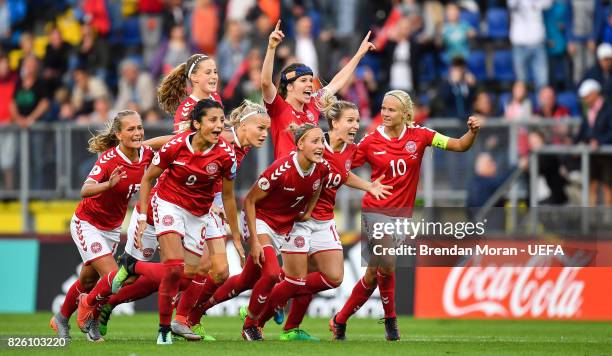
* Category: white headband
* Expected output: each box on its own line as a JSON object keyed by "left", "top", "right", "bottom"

{"left": 240, "top": 110, "right": 260, "bottom": 122}
{"left": 187, "top": 55, "right": 208, "bottom": 78}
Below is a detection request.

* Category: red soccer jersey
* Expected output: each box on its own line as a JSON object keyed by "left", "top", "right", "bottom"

{"left": 254, "top": 154, "right": 329, "bottom": 234}
{"left": 265, "top": 91, "right": 322, "bottom": 159}
{"left": 212, "top": 127, "right": 252, "bottom": 194}
{"left": 76, "top": 146, "right": 155, "bottom": 230}
{"left": 173, "top": 92, "right": 223, "bottom": 133}
{"left": 352, "top": 125, "right": 437, "bottom": 216}
{"left": 153, "top": 132, "right": 237, "bottom": 216}
{"left": 311, "top": 134, "right": 357, "bottom": 221}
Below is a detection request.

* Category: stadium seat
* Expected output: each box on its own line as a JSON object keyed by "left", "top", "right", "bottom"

{"left": 487, "top": 8, "right": 509, "bottom": 39}
{"left": 460, "top": 10, "right": 480, "bottom": 33}
{"left": 492, "top": 50, "right": 515, "bottom": 82}
{"left": 418, "top": 53, "right": 437, "bottom": 84}
{"left": 498, "top": 91, "right": 512, "bottom": 112}
{"left": 121, "top": 17, "right": 141, "bottom": 46}
{"left": 467, "top": 51, "right": 487, "bottom": 81}
{"left": 557, "top": 91, "right": 580, "bottom": 116}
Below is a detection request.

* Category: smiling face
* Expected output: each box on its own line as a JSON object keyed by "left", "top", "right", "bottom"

{"left": 332, "top": 108, "right": 360, "bottom": 144}
{"left": 192, "top": 107, "right": 225, "bottom": 145}
{"left": 115, "top": 114, "right": 144, "bottom": 150}
{"left": 287, "top": 75, "right": 314, "bottom": 105}
{"left": 298, "top": 128, "right": 324, "bottom": 163}
{"left": 240, "top": 114, "right": 271, "bottom": 148}
{"left": 191, "top": 58, "right": 219, "bottom": 95}
{"left": 381, "top": 95, "right": 406, "bottom": 130}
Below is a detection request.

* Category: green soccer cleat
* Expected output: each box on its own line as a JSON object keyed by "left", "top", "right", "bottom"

{"left": 112, "top": 253, "right": 138, "bottom": 293}
{"left": 279, "top": 328, "right": 320, "bottom": 341}
{"left": 98, "top": 303, "right": 113, "bottom": 336}
{"left": 239, "top": 305, "right": 248, "bottom": 321}
{"left": 191, "top": 323, "right": 216, "bottom": 341}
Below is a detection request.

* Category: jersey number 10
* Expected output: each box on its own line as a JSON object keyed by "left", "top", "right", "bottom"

{"left": 389, "top": 159, "right": 407, "bottom": 177}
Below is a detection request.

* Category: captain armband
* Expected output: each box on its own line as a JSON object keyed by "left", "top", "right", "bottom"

{"left": 431, "top": 133, "right": 449, "bottom": 150}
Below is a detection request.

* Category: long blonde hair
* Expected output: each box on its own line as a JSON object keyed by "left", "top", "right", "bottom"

{"left": 157, "top": 54, "right": 212, "bottom": 114}
{"left": 316, "top": 91, "right": 358, "bottom": 131}
{"left": 88, "top": 110, "right": 139, "bottom": 153}
{"left": 228, "top": 99, "right": 268, "bottom": 126}
{"left": 384, "top": 90, "right": 414, "bottom": 126}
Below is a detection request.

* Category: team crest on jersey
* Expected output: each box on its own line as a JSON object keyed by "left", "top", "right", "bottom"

{"left": 206, "top": 162, "right": 219, "bottom": 175}
{"left": 258, "top": 177, "right": 270, "bottom": 191}
{"left": 162, "top": 215, "right": 174, "bottom": 226}
{"left": 405, "top": 141, "right": 417, "bottom": 154}
{"left": 345, "top": 160, "right": 352, "bottom": 172}
{"left": 294, "top": 236, "right": 306, "bottom": 248}
{"left": 306, "top": 111, "right": 315, "bottom": 122}
{"left": 312, "top": 178, "right": 321, "bottom": 191}
{"left": 152, "top": 153, "right": 160, "bottom": 166}
{"left": 91, "top": 242, "right": 103, "bottom": 254}
{"left": 143, "top": 248, "right": 154, "bottom": 258}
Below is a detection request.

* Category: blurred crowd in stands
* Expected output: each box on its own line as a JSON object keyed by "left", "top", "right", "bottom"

{"left": 0, "top": 0, "right": 611, "bottom": 206}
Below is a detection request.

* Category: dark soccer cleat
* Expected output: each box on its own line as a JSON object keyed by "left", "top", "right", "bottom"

{"left": 381, "top": 317, "right": 400, "bottom": 341}
{"left": 329, "top": 315, "right": 346, "bottom": 341}
{"left": 242, "top": 326, "right": 264, "bottom": 341}
{"left": 112, "top": 253, "right": 138, "bottom": 293}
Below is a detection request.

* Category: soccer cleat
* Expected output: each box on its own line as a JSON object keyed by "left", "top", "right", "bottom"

{"left": 112, "top": 253, "right": 138, "bottom": 293}
{"left": 241, "top": 326, "right": 264, "bottom": 341}
{"left": 381, "top": 317, "right": 400, "bottom": 341}
{"left": 157, "top": 325, "right": 173, "bottom": 345}
{"left": 171, "top": 319, "right": 202, "bottom": 341}
{"left": 49, "top": 313, "right": 71, "bottom": 340}
{"left": 273, "top": 307, "right": 285, "bottom": 325}
{"left": 191, "top": 324, "right": 216, "bottom": 341}
{"left": 85, "top": 319, "right": 104, "bottom": 342}
{"left": 98, "top": 303, "right": 113, "bottom": 336}
{"left": 239, "top": 305, "right": 248, "bottom": 321}
{"left": 329, "top": 315, "right": 346, "bottom": 341}
{"left": 279, "top": 328, "right": 320, "bottom": 341}
{"left": 76, "top": 294, "right": 96, "bottom": 333}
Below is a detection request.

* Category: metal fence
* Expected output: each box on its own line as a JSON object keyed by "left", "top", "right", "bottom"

{"left": 3, "top": 117, "right": 602, "bottom": 233}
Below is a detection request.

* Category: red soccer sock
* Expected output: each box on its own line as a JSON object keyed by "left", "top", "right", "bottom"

{"left": 60, "top": 279, "right": 87, "bottom": 319}
{"left": 108, "top": 276, "right": 159, "bottom": 307}
{"left": 257, "top": 275, "right": 305, "bottom": 327}
{"left": 158, "top": 259, "right": 184, "bottom": 326}
{"left": 376, "top": 270, "right": 396, "bottom": 318}
{"left": 243, "top": 246, "right": 280, "bottom": 327}
{"left": 284, "top": 294, "right": 313, "bottom": 330}
{"left": 305, "top": 272, "right": 340, "bottom": 294}
{"left": 175, "top": 274, "right": 207, "bottom": 318}
{"left": 135, "top": 261, "right": 164, "bottom": 283}
{"left": 209, "top": 256, "right": 261, "bottom": 308}
{"left": 179, "top": 274, "right": 193, "bottom": 291}
{"left": 335, "top": 277, "right": 376, "bottom": 324}
{"left": 86, "top": 270, "right": 117, "bottom": 306}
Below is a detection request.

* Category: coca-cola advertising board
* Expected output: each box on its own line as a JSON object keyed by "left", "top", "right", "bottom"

{"left": 415, "top": 265, "right": 612, "bottom": 320}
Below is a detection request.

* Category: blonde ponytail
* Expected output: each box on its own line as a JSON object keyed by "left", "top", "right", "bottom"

{"left": 316, "top": 91, "right": 358, "bottom": 131}
{"left": 157, "top": 54, "right": 211, "bottom": 114}
{"left": 88, "top": 110, "right": 139, "bottom": 153}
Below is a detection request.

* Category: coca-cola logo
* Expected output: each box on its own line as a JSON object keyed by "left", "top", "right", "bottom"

{"left": 442, "top": 257, "right": 584, "bottom": 318}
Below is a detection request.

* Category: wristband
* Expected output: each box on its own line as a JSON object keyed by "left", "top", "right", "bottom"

{"left": 137, "top": 213, "right": 147, "bottom": 222}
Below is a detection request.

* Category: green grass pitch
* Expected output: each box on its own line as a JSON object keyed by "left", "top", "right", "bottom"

{"left": 1, "top": 313, "right": 611, "bottom": 355}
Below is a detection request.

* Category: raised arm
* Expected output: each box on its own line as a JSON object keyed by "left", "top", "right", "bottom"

{"left": 324, "top": 31, "right": 376, "bottom": 96}
{"left": 262, "top": 20, "right": 285, "bottom": 104}
{"left": 443, "top": 116, "right": 481, "bottom": 152}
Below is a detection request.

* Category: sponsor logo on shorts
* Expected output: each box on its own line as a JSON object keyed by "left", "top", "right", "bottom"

{"left": 143, "top": 248, "right": 154, "bottom": 258}
{"left": 312, "top": 179, "right": 321, "bottom": 191}
{"left": 405, "top": 140, "right": 417, "bottom": 153}
{"left": 91, "top": 242, "right": 103, "bottom": 254}
{"left": 206, "top": 162, "right": 219, "bottom": 174}
{"left": 345, "top": 160, "right": 352, "bottom": 172}
{"left": 294, "top": 236, "right": 306, "bottom": 248}
{"left": 162, "top": 215, "right": 174, "bottom": 226}
{"left": 258, "top": 177, "right": 270, "bottom": 191}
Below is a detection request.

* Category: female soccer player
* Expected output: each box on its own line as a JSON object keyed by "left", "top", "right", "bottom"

{"left": 254, "top": 93, "right": 393, "bottom": 341}
{"left": 239, "top": 123, "right": 330, "bottom": 341}
{"left": 329, "top": 90, "right": 481, "bottom": 341}
{"left": 50, "top": 111, "right": 154, "bottom": 342}
{"left": 135, "top": 99, "right": 243, "bottom": 344}
{"left": 157, "top": 53, "right": 222, "bottom": 133}
{"left": 262, "top": 21, "right": 375, "bottom": 159}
